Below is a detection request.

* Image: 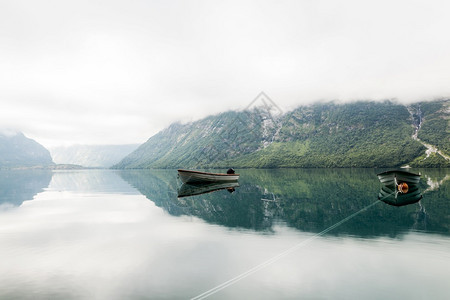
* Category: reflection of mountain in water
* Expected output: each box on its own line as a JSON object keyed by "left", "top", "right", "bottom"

{"left": 0, "top": 170, "right": 53, "bottom": 206}
{"left": 118, "top": 170, "right": 275, "bottom": 230}
{"left": 118, "top": 169, "right": 450, "bottom": 237}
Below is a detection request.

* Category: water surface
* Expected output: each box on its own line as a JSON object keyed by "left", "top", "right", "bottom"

{"left": 0, "top": 169, "right": 448, "bottom": 299}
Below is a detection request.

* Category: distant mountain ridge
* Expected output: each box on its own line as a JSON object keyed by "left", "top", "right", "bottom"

{"left": 0, "top": 132, "right": 54, "bottom": 168}
{"left": 50, "top": 144, "right": 140, "bottom": 168}
{"left": 114, "top": 99, "right": 449, "bottom": 169}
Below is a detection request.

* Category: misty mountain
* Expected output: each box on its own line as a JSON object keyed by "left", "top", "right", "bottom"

{"left": 0, "top": 132, "right": 54, "bottom": 168}
{"left": 114, "top": 100, "right": 449, "bottom": 169}
{"left": 50, "top": 144, "right": 140, "bottom": 168}
{"left": 113, "top": 108, "right": 278, "bottom": 169}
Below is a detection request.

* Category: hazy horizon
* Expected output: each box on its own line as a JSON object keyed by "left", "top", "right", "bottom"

{"left": 1, "top": 0, "right": 450, "bottom": 148}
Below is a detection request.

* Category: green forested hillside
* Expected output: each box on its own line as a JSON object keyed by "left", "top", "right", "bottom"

{"left": 417, "top": 101, "right": 450, "bottom": 154}
{"left": 229, "top": 101, "right": 425, "bottom": 167}
{"left": 114, "top": 100, "right": 449, "bottom": 169}
{"left": 408, "top": 100, "right": 450, "bottom": 167}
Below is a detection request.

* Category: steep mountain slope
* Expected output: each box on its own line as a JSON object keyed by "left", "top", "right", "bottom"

{"left": 114, "top": 109, "right": 279, "bottom": 168}
{"left": 408, "top": 100, "right": 450, "bottom": 167}
{"left": 114, "top": 100, "right": 448, "bottom": 169}
{"left": 50, "top": 144, "right": 140, "bottom": 168}
{"left": 0, "top": 132, "right": 54, "bottom": 168}
{"left": 231, "top": 101, "right": 425, "bottom": 167}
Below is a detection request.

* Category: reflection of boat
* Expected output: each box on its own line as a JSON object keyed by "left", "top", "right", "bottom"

{"left": 177, "top": 169, "right": 239, "bottom": 184}
{"left": 178, "top": 182, "right": 240, "bottom": 198}
{"left": 377, "top": 170, "right": 421, "bottom": 185}
{"left": 378, "top": 183, "right": 423, "bottom": 206}
{"left": 119, "top": 168, "right": 448, "bottom": 236}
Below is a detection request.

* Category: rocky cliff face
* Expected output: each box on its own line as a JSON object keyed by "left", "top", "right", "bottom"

{"left": 0, "top": 132, "right": 54, "bottom": 168}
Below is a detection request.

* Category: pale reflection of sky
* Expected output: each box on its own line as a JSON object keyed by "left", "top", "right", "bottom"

{"left": 0, "top": 188, "right": 449, "bottom": 299}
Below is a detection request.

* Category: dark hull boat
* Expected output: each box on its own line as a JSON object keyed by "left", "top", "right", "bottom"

{"left": 377, "top": 170, "right": 422, "bottom": 207}
{"left": 377, "top": 170, "right": 421, "bottom": 185}
{"left": 378, "top": 183, "right": 423, "bottom": 206}
{"left": 177, "top": 169, "right": 239, "bottom": 184}
{"left": 177, "top": 182, "right": 240, "bottom": 198}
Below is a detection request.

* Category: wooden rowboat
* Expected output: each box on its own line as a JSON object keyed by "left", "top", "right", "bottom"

{"left": 177, "top": 169, "right": 239, "bottom": 184}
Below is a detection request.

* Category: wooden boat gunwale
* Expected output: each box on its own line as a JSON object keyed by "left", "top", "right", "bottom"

{"left": 177, "top": 169, "right": 240, "bottom": 177}
{"left": 177, "top": 169, "right": 240, "bottom": 184}
{"left": 377, "top": 170, "right": 421, "bottom": 184}
{"left": 376, "top": 170, "right": 421, "bottom": 177}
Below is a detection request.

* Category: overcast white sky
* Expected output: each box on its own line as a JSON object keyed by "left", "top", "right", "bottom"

{"left": 1, "top": 0, "right": 449, "bottom": 147}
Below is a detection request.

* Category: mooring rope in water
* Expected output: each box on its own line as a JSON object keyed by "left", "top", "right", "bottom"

{"left": 191, "top": 194, "right": 391, "bottom": 300}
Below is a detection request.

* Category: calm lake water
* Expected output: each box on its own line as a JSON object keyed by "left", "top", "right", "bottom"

{"left": 0, "top": 168, "right": 449, "bottom": 299}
